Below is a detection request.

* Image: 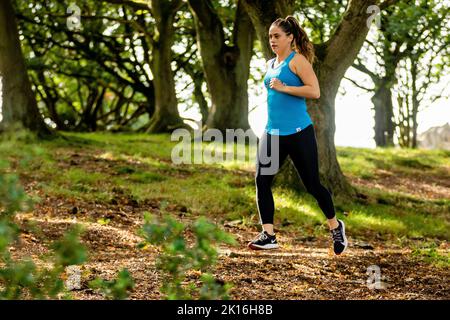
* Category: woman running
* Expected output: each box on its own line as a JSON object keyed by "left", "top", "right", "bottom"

{"left": 248, "top": 16, "right": 348, "bottom": 255}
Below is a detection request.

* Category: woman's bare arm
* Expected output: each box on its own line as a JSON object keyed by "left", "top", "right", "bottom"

{"left": 269, "top": 54, "right": 320, "bottom": 99}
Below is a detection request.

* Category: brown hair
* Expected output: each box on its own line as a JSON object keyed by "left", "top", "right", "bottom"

{"left": 271, "top": 15, "right": 315, "bottom": 65}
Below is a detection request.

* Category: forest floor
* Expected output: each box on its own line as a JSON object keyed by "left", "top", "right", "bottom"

{"left": 3, "top": 132, "right": 449, "bottom": 300}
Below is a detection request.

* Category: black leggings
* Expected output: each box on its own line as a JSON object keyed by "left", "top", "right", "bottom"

{"left": 255, "top": 124, "right": 336, "bottom": 224}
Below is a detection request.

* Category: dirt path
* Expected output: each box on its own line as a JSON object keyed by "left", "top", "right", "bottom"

{"left": 11, "top": 149, "right": 450, "bottom": 300}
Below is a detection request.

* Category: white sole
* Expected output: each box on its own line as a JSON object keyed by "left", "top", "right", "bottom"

{"left": 338, "top": 220, "right": 348, "bottom": 254}
{"left": 248, "top": 243, "right": 279, "bottom": 250}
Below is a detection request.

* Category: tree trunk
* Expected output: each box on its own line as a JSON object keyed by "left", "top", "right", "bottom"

{"left": 243, "top": 0, "right": 385, "bottom": 197}
{"left": 33, "top": 70, "right": 66, "bottom": 130}
{"left": 188, "top": 0, "right": 256, "bottom": 132}
{"left": 241, "top": 0, "right": 295, "bottom": 59}
{"left": 193, "top": 76, "right": 209, "bottom": 123}
{"left": 90, "top": 86, "right": 106, "bottom": 131}
{"left": 146, "top": 0, "right": 186, "bottom": 133}
{"left": 372, "top": 81, "right": 395, "bottom": 147}
{"left": 411, "top": 57, "right": 419, "bottom": 149}
{"left": 77, "top": 87, "right": 97, "bottom": 131}
{"left": 0, "top": 0, "right": 50, "bottom": 135}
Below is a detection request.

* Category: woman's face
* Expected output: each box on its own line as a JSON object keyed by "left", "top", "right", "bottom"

{"left": 269, "top": 25, "right": 293, "bottom": 54}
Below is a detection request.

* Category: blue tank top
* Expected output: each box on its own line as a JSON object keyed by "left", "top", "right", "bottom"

{"left": 263, "top": 51, "right": 313, "bottom": 135}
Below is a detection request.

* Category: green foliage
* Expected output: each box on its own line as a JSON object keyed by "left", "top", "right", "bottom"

{"left": 14, "top": 0, "right": 162, "bottom": 132}
{"left": 139, "top": 212, "right": 236, "bottom": 300}
{"left": 0, "top": 220, "right": 19, "bottom": 254}
{"left": 50, "top": 226, "right": 87, "bottom": 267}
{"left": 198, "top": 273, "right": 233, "bottom": 300}
{"left": 0, "top": 165, "right": 87, "bottom": 299}
{"left": 0, "top": 154, "right": 132, "bottom": 299}
{"left": 294, "top": 0, "right": 347, "bottom": 43}
{"left": 89, "top": 269, "right": 135, "bottom": 300}
{"left": 0, "top": 187, "right": 86, "bottom": 299}
{"left": 0, "top": 174, "right": 31, "bottom": 216}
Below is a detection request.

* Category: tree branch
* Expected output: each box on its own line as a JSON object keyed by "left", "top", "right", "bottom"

{"left": 322, "top": 0, "right": 378, "bottom": 85}
{"left": 102, "top": 0, "right": 150, "bottom": 10}
{"left": 379, "top": 0, "right": 402, "bottom": 10}
{"left": 352, "top": 58, "right": 379, "bottom": 82}
{"left": 343, "top": 76, "right": 375, "bottom": 92}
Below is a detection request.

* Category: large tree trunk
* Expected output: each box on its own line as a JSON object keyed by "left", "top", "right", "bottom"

{"left": 372, "top": 80, "right": 395, "bottom": 147}
{"left": 241, "top": 0, "right": 295, "bottom": 59}
{"left": 395, "top": 57, "right": 420, "bottom": 149}
{"left": 188, "top": 0, "right": 256, "bottom": 132}
{"left": 0, "top": 0, "right": 50, "bottom": 135}
{"left": 352, "top": 35, "right": 401, "bottom": 148}
{"left": 411, "top": 57, "right": 419, "bottom": 149}
{"left": 146, "top": 0, "right": 186, "bottom": 133}
{"left": 243, "top": 0, "right": 391, "bottom": 197}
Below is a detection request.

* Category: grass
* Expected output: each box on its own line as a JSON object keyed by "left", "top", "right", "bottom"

{"left": 337, "top": 146, "right": 450, "bottom": 177}
{"left": 1, "top": 130, "right": 449, "bottom": 243}
{"left": 411, "top": 242, "right": 450, "bottom": 268}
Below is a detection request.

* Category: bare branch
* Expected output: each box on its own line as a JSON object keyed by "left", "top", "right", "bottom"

{"left": 379, "top": 0, "right": 402, "bottom": 10}
{"left": 352, "top": 58, "right": 378, "bottom": 82}
{"left": 343, "top": 76, "right": 375, "bottom": 92}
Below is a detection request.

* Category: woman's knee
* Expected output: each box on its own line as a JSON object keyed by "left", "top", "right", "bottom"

{"left": 305, "top": 180, "right": 325, "bottom": 196}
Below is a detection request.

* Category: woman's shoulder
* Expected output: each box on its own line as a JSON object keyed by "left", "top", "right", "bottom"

{"left": 291, "top": 52, "right": 308, "bottom": 63}
{"left": 289, "top": 52, "right": 310, "bottom": 73}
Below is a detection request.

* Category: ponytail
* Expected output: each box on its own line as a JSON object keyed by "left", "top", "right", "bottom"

{"left": 272, "top": 16, "right": 315, "bottom": 65}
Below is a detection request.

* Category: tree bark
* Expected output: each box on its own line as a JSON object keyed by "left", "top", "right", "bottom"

{"left": 33, "top": 70, "right": 66, "bottom": 130}
{"left": 352, "top": 48, "right": 401, "bottom": 148}
{"left": 0, "top": 0, "right": 50, "bottom": 135}
{"left": 241, "top": 0, "right": 295, "bottom": 59}
{"left": 372, "top": 80, "right": 395, "bottom": 146}
{"left": 411, "top": 56, "right": 419, "bottom": 149}
{"left": 188, "top": 0, "right": 256, "bottom": 132}
{"left": 146, "top": 0, "right": 187, "bottom": 133}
